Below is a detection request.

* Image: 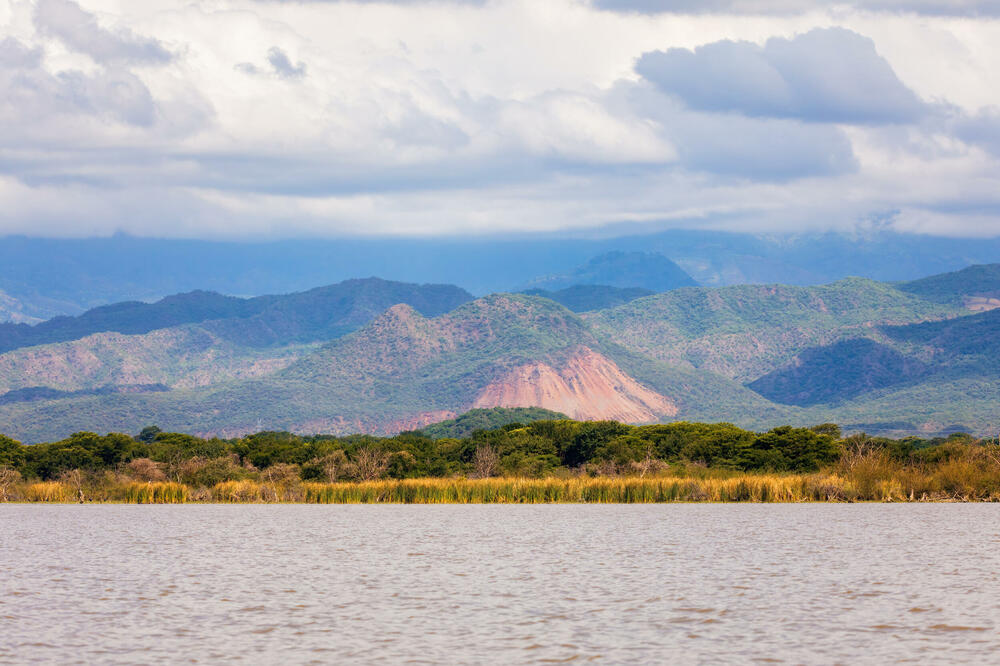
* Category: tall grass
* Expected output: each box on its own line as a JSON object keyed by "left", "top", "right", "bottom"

{"left": 123, "top": 482, "right": 188, "bottom": 504}
{"left": 7, "top": 446, "right": 1000, "bottom": 503}
{"left": 211, "top": 480, "right": 264, "bottom": 502}
{"left": 23, "top": 481, "right": 72, "bottom": 502}
{"left": 301, "top": 475, "right": 863, "bottom": 504}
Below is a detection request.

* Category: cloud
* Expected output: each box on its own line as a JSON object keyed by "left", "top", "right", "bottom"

{"left": 636, "top": 28, "right": 925, "bottom": 125}
{"left": 267, "top": 47, "right": 307, "bottom": 79}
{"left": 33, "top": 0, "right": 173, "bottom": 66}
{"left": 0, "top": 0, "right": 998, "bottom": 239}
{"left": 593, "top": 0, "right": 1000, "bottom": 16}
{"left": 237, "top": 47, "right": 307, "bottom": 79}
{"left": 0, "top": 39, "right": 157, "bottom": 131}
{"left": 954, "top": 107, "right": 1000, "bottom": 158}
{"left": 0, "top": 37, "right": 44, "bottom": 68}
{"left": 619, "top": 82, "right": 857, "bottom": 180}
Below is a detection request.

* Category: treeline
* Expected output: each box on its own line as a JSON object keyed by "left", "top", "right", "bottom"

{"left": 0, "top": 419, "right": 993, "bottom": 487}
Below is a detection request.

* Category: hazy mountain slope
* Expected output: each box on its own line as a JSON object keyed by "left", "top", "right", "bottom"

{"left": 199, "top": 279, "right": 473, "bottom": 348}
{"left": 525, "top": 251, "right": 697, "bottom": 292}
{"left": 586, "top": 278, "right": 963, "bottom": 382}
{"left": 520, "top": 285, "right": 655, "bottom": 312}
{"left": 2, "top": 231, "right": 999, "bottom": 316}
{"left": 0, "top": 278, "right": 472, "bottom": 354}
{"left": 0, "top": 290, "right": 47, "bottom": 324}
{"left": 897, "top": 263, "right": 1000, "bottom": 309}
{"left": 0, "top": 327, "right": 315, "bottom": 394}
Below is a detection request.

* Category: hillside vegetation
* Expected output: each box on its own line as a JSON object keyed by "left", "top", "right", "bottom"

{"left": 417, "top": 408, "right": 568, "bottom": 438}
{"left": 521, "top": 285, "right": 654, "bottom": 312}
{"left": 898, "top": 263, "right": 1000, "bottom": 306}
{"left": 0, "top": 278, "right": 472, "bottom": 354}
{"left": 749, "top": 300, "right": 1000, "bottom": 410}
{"left": 2, "top": 264, "right": 1000, "bottom": 442}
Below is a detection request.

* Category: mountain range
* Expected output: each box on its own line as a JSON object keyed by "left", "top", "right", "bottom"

{"left": 1, "top": 263, "right": 999, "bottom": 443}
{"left": 4, "top": 230, "right": 1000, "bottom": 321}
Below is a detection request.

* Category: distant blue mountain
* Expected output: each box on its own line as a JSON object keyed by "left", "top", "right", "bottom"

{"left": 0, "top": 230, "right": 998, "bottom": 319}
{"left": 523, "top": 251, "right": 697, "bottom": 292}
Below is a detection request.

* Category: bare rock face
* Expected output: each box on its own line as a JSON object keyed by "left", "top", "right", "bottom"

{"left": 472, "top": 346, "right": 677, "bottom": 422}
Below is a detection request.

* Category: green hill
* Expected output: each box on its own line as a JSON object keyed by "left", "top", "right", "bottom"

{"left": 746, "top": 338, "right": 927, "bottom": 407}
{"left": 417, "top": 407, "right": 568, "bottom": 439}
{"left": 587, "top": 277, "right": 963, "bottom": 382}
{"left": 5, "top": 267, "right": 1000, "bottom": 443}
{"left": 745, "top": 307, "right": 1000, "bottom": 420}
{"left": 520, "top": 285, "right": 654, "bottom": 312}
{"left": 0, "top": 278, "right": 472, "bottom": 354}
{"left": 0, "top": 294, "right": 771, "bottom": 442}
{"left": 898, "top": 263, "right": 1000, "bottom": 306}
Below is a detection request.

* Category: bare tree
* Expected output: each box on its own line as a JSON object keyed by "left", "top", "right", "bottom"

{"left": 0, "top": 466, "right": 21, "bottom": 502}
{"left": 126, "top": 458, "right": 166, "bottom": 482}
{"left": 312, "top": 451, "right": 352, "bottom": 482}
{"left": 472, "top": 444, "right": 499, "bottom": 478}
{"left": 635, "top": 443, "right": 659, "bottom": 478}
{"left": 354, "top": 447, "right": 389, "bottom": 481}
{"left": 59, "top": 469, "right": 85, "bottom": 503}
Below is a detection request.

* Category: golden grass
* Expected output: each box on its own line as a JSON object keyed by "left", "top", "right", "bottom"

{"left": 301, "top": 475, "right": 861, "bottom": 504}
{"left": 211, "top": 480, "right": 264, "bottom": 502}
{"left": 23, "top": 481, "right": 72, "bottom": 502}
{"left": 6, "top": 464, "right": 1000, "bottom": 503}
{"left": 123, "top": 482, "right": 188, "bottom": 504}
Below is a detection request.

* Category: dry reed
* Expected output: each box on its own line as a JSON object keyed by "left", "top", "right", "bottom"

{"left": 5, "top": 458, "right": 1000, "bottom": 503}
{"left": 123, "top": 482, "right": 188, "bottom": 503}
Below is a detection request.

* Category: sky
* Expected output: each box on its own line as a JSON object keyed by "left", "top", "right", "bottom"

{"left": 1, "top": 0, "right": 1000, "bottom": 239}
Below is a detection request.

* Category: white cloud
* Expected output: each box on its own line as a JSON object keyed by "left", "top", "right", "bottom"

{"left": 33, "top": 0, "right": 172, "bottom": 65}
{"left": 635, "top": 28, "right": 925, "bottom": 124}
{"left": 0, "top": 0, "right": 998, "bottom": 238}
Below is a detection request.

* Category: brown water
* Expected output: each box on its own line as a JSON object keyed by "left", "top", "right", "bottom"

{"left": 2, "top": 505, "right": 999, "bottom": 664}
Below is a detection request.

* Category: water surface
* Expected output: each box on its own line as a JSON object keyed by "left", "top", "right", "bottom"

{"left": 2, "top": 505, "right": 999, "bottom": 663}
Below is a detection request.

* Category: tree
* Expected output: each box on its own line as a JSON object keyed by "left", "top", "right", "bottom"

{"left": 0, "top": 434, "right": 25, "bottom": 470}
{"left": 354, "top": 447, "right": 389, "bottom": 481}
{"left": 472, "top": 444, "right": 499, "bottom": 478}
{"left": 137, "top": 426, "right": 162, "bottom": 444}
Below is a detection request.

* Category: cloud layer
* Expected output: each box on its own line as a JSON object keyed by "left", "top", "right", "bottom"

{"left": 635, "top": 28, "right": 924, "bottom": 124}
{"left": 0, "top": 0, "right": 999, "bottom": 238}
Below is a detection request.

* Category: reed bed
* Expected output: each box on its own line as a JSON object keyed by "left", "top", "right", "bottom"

{"left": 22, "top": 481, "right": 72, "bottom": 502}
{"left": 211, "top": 480, "right": 265, "bottom": 502}
{"left": 302, "top": 475, "right": 865, "bottom": 504}
{"left": 5, "top": 469, "right": 1000, "bottom": 503}
{"left": 123, "top": 482, "right": 188, "bottom": 504}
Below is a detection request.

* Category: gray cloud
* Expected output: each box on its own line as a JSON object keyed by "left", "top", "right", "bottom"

{"left": 0, "top": 37, "right": 165, "bottom": 140}
{"left": 33, "top": 0, "right": 173, "bottom": 66}
{"left": 0, "top": 39, "right": 156, "bottom": 130}
{"left": 267, "top": 47, "right": 307, "bottom": 79}
{"left": 620, "top": 82, "right": 858, "bottom": 180}
{"left": 954, "top": 107, "right": 1000, "bottom": 157}
{"left": 594, "top": 0, "right": 1000, "bottom": 16}
{"left": 636, "top": 28, "right": 925, "bottom": 125}
{"left": 0, "top": 37, "right": 44, "bottom": 68}
{"left": 236, "top": 47, "right": 308, "bottom": 80}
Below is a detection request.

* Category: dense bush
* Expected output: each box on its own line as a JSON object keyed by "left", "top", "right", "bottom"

{"left": 0, "top": 419, "right": 993, "bottom": 485}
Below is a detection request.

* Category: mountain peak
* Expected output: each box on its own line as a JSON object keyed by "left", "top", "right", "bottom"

{"left": 525, "top": 251, "right": 697, "bottom": 292}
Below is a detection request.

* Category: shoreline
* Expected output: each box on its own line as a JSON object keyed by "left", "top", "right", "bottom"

{"left": 4, "top": 475, "right": 999, "bottom": 504}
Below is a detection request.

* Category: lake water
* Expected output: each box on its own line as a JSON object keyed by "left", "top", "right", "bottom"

{"left": 2, "top": 505, "right": 999, "bottom": 664}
